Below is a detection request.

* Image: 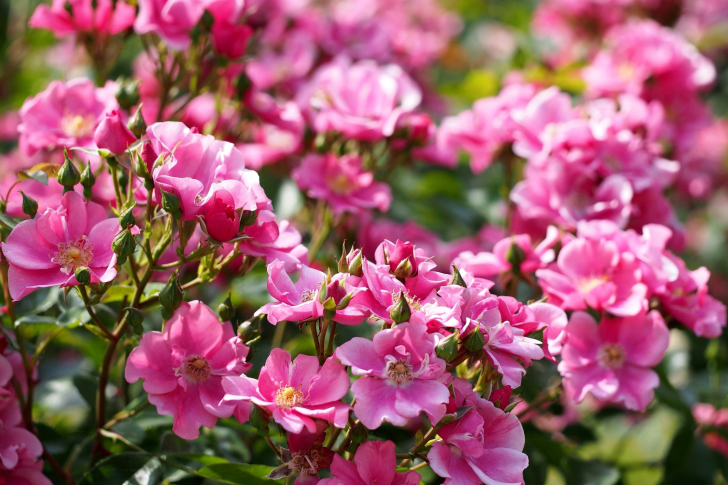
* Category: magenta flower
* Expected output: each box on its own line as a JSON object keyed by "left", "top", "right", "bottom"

{"left": 318, "top": 440, "right": 420, "bottom": 485}
{"left": 236, "top": 211, "right": 309, "bottom": 272}
{"left": 94, "top": 109, "right": 137, "bottom": 155}
{"left": 221, "top": 349, "right": 351, "bottom": 434}
{"left": 335, "top": 322, "right": 449, "bottom": 429}
{"left": 297, "top": 57, "right": 422, "bottom": 141}
{"left": 536, "top": 236, "right": 648, "bottom": 317}
{"left": 148, "top": 121, "right": 271, "bottom": 221}
{"left": 292, "top": 154, "right": 392, "bottom": 216}
{"left": 18, "top": 78, "right": 118, "bottom": 157}
{"left": 256, "top": 260, "right": 368, "bottom": 326}
{"left": 201, "top": 189, "right": 241, "bottom": 243}
{"left": 558, "top": 311, "right": 669, "bottom": 411}
{"left": 29, "top": 0, "right": 136, "bottom": 38}
{"left": 134, "top": 0, "right": 207, "bottom": 50}
{"left": 428, "top": 380, "right": 528, "bottom": 485}
{"left": 125, "top": 301, "right": 252, "bottom": 439}
{"left": 1, "top": 192, "right": 121, "bottom": 301}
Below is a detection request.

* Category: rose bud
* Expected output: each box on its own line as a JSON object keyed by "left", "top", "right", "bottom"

{"left": 202, "top": 189, "right": 240, "bottom": 242}
{"left": 388, "top": 240, "right": 417, "bottom": 278}
{"left": 94, "top": 109, "right": 137, "bottom": 155}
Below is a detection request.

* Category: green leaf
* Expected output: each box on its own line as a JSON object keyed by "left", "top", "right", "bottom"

{"left": 18, "top": 162, "right": 61, "bottom": 185}
{"left": 195, "top": 463, "right": 280, "bottom": 485}
{"left": 564, "top": 458, "right": 619, "bottom": 485}
{"left": 0, "top": 213, "right": 17, "bottom": 229}
{"left": 102, "top": 285, "right": 136, "bottom": 303}
{"left": 80, "top": 452, "right": 162, "bottom": 485}
{"left": 14, "top": 315, "right": 59, "bottom": 327}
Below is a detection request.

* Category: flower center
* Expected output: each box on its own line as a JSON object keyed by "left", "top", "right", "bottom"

{"left": 386, "top": 360, "right": 413, "bottom": 384}
{"left": 51, "top": 235, "right": 94, "bottom": 275}
{"left": 276, "top": 386, "right": 304, "bottom": 409}
{"left": 61, "top": 113, "right": 96, "bottom": 139}
{"left": 577, "top": 275, "right": 609, "bottom": 293}
{"left": 300, "top": 289, "right": 317, "bottom": 303}
{"left": 326, "top": 173, "right": 358, "bottom": 195}
{"left": 598, "top": 343, "right": 626, "bottom": 370}
{"left": 391, "top": 290, "right": 421, "bottom": 311}
{"left": 289, "top": 450, "right": 320, "bottom": 475}
{"left": 182, "top": 355, "right": 211, "bottom": 382}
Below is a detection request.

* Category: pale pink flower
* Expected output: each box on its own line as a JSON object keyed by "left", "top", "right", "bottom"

{"left": 318, "top": 440, "right": 420, "bottom": 485}
{"left": 125, "top": 301, "right": 252, "bottom": 439}
{"left": 221, "top": 349, "right": 351, "bottom": 434}
{"left": 536, "top": 236, "right": 648, "bottom": 317}
{"left": 558, "top": 311, "right": 669, "bottom": 411}
{"left": 1, "top": 192, "right": 120, "bottom": 301}
{"left": 297, "top": 57, "right": 422, "bottom": 141}
{"left": 29, "top": 0, "right": 136, "bottom": 37}
{"left": 428, "top": 379, "right": 528, "bottom": 485}
{"left": 134, "top": 0, "right": 207, "bottom": 50}
{"left": 246, "top": 29, "right": 317, "bottom": 89}
{"left": 292, "top": 154, "right": 391, "bottom": 215}
{"left": 18, "top": 78, "right": 118, "bottom": 157}
{"left": 335, "top": 322, "right": 449, "bottom": 429}
{"left": 148, "top": 122, "right": 271, "bottom": 221}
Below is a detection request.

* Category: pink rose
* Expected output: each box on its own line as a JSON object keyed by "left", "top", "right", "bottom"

{"left": 94, "top": 109, "right": 137, "bottom": 155}
{"left": 202, "top": 189, "right": 241, "bottom": 242}
{"left": 29, "top": 0, "right": 136, "bottom": 37}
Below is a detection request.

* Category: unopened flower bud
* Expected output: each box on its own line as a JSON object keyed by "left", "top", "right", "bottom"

{"left": 125, "top": 307, "right": 144, "bottom": 326}
{"left": 506, "top": 240, "right": 527, "bottom": 274}
{"left": 19, "top": 191, "right": 37, "bottom": 218}
{"left": 74, "top": 266, "right": 91, "bottom": 285}
{"left": 112, "top": 228, "right": 136, "bottom": 264}
{"left": 237, "top": 317, "right": 260, "bottom": 341}
{"left": 388, "top": 241, "right": 417, "bottom": 277}
{"left": 463, "top": 327, "right": 485, "bottom": 353}
{"left": 94, "top": 109, "right": 137, "bottom": 155}
{"left": 127, "top": 105, "right": 147, "bottom": 139}
{"left": 449, "top": 265, "right": 467, "bottom": 287}
{"left": 217, "top": 294, "right": 234, "bottom": 322}
{"left": 139, "top": 141, "right": 157, "bottom": 174}
{"left": 390, "top": 291, "right": 411, "bottom": 324}
{"left": 435, "top": 330, "right": 460, "bottom": 361}
{"left": 239, "top": 209, "right": 257, "bottom": 228}
{"left": 336, "top": 292, "right": 352, "bottom": 310}
{"left": 347, "top": 249, "right": 363, "bottom": 277}
{"left": 159, "top": 273, "right": 184, "bottom": 313}
{"left": 393, "top": 257, "right": 414, "bottom": 279}
{"left": 58, "top": 149, "right": 81, "bottom": 193}
{"left": 115, "top": 79, "right": 140, "bottom": 110}
{"left": 317, "top": 280, "right": 328, "bottom": 304}
{"left": 118, "top": 204, "right": 136, "bottom": 228}
{"left": 80, "top": 161, "right": 95, "bottom": 199}
{"left": 323, "top": 297, "right": 337, "bottom": 321}
{"left": 160, "top": 189, "right": 183, "bottom": 219}
{"left": 203, "top": 190, "right": 240, "bottom": 242}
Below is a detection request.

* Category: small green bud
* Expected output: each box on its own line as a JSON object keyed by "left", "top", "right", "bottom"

{"left": 336, "top": 292, "right": 352, "bottom": 310}
{"left": 159, "top": 273, "right": 184, "bottom": 312}
{"left": 19, "top": 191, "right": 38, "bottom": 219}
{"left": 390, "top": 291, "right": 411, "bottom": 324}
{"left": 131, "top": 322, "right": 144, "bottom": 335}
{"left": 337, "top": 244, "right": 349, "bottom": 273}
{"left": 217, "top": 294, "right": 234, "bottom": 322}
{"left": 201, "top": 9, "right": 214, "bottom": 30}
{"left": 74, "top": 266, "right": 91, "bottom": 285}
{"left": 118, "top": 204, "right": 136, "bottom": 228}
{"left": 323, "top": 297, "right": 336, "bottom": 321}
{"left": 393, "top": 257, "right": 414, "bottom": 279}
{"left": 133, "top": 151, "right": 152, "bottom": 182}
{"left": 435, "top": 330, "right": 460, "bottom": 361}
{"left": 112, "top": 228, "right": 136, "bottom": 261}
{"left": 58, "top": 149, "right": 81, "bottom": 192}
{"left": 239, "top": 209, "right": 257, "bottom": 228}
{"left": 80, "top": 161, "right": 95, "bottom": 199}
{"left": 127, "top": 105, "right": 147, "bottom": 138}
{"left": 160, "top": 189, "right": 182, "bottom": 219}
{"left": 237, "top": 317, "right": 260, "bottom": 341}
{"left": 348, "top": 250, "right": 363, "bottom": 277}
{"left": 449, "top": 265, "right": 467, "bottom": 287}
{"left": 115, "top": 79, "right": 140, "bottom": 110}
{"left": 125, "top": 307, "right": 144, "bottom": 326}
{"left": 463, "top": 327, "right": 485, "bottom": 353}
{"left": 317, "top": 280, "right": 328, "bottom": 304}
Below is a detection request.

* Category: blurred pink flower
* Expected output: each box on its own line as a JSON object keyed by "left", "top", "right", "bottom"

{"left": 292, "top": 154, "right": 392, "bottom": 215}
{"left": 558, "top": 310, "right": 669, "bottom": 411}
{"left": 125, "top": 301, "right": 252, "bottom": 439}
{"left": 29, "top": 0, "right": 136, "bottom": 37}
{"left": 134, "top": 0, "right": 207, "bottom": 50}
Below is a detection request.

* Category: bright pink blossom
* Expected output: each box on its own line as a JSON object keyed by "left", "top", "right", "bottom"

{"left": 693, "top": 403, "right": 728, "bottom": 457}
{"left": 125, "top": 301, "right": 252, "bottom": 439}
{"left": 335, "top": 322, "right": 449, "bottom": 429}
{"left": 134, "top": 0, "right": 207, "bottom": 50}
{"left": 236, "top": 211, "right": 309, "bottom": 272}
{"left": 1, "top": 192, "right": 121, "bottom": 301}
{"left": 558, "top": 311, "right": 669, "bottom": 411}
{"left": 221, "top": 349, "right": 351, "bottom": 434}
{"left": 297, "top": 57, "right": 422, "bottom": 141}
{"left": 292, "top": 154, "right": 392, "bottom": 215}
{"left": 428, "top": 379, "right": 528, "bottom": 485}
{"left": 318, "top": 440, "right": 420, "bottom": 485}
{"left": 536, "top": 236, "right": 648, "bottom": 317}
{"left": 29, "top": 0, "right": 136, "bottom": 37}
{"left": 18, "top": 78, "right": 118, "bottom": 157}
{"left": 202, "top": 189, "right": 241, "bottom": 242}
{"left": 94, "top": 109, "right": 137, "bottom": 155}
{"left": 148, "top": 122, "right": 271, "bottom": 221}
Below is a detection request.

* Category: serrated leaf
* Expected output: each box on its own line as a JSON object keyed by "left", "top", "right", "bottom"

{"left": 80, "top": 452, "right": 162, "bottom": 485}
{"left": 195, "top": 463, "right": 280, "bottom": 485}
